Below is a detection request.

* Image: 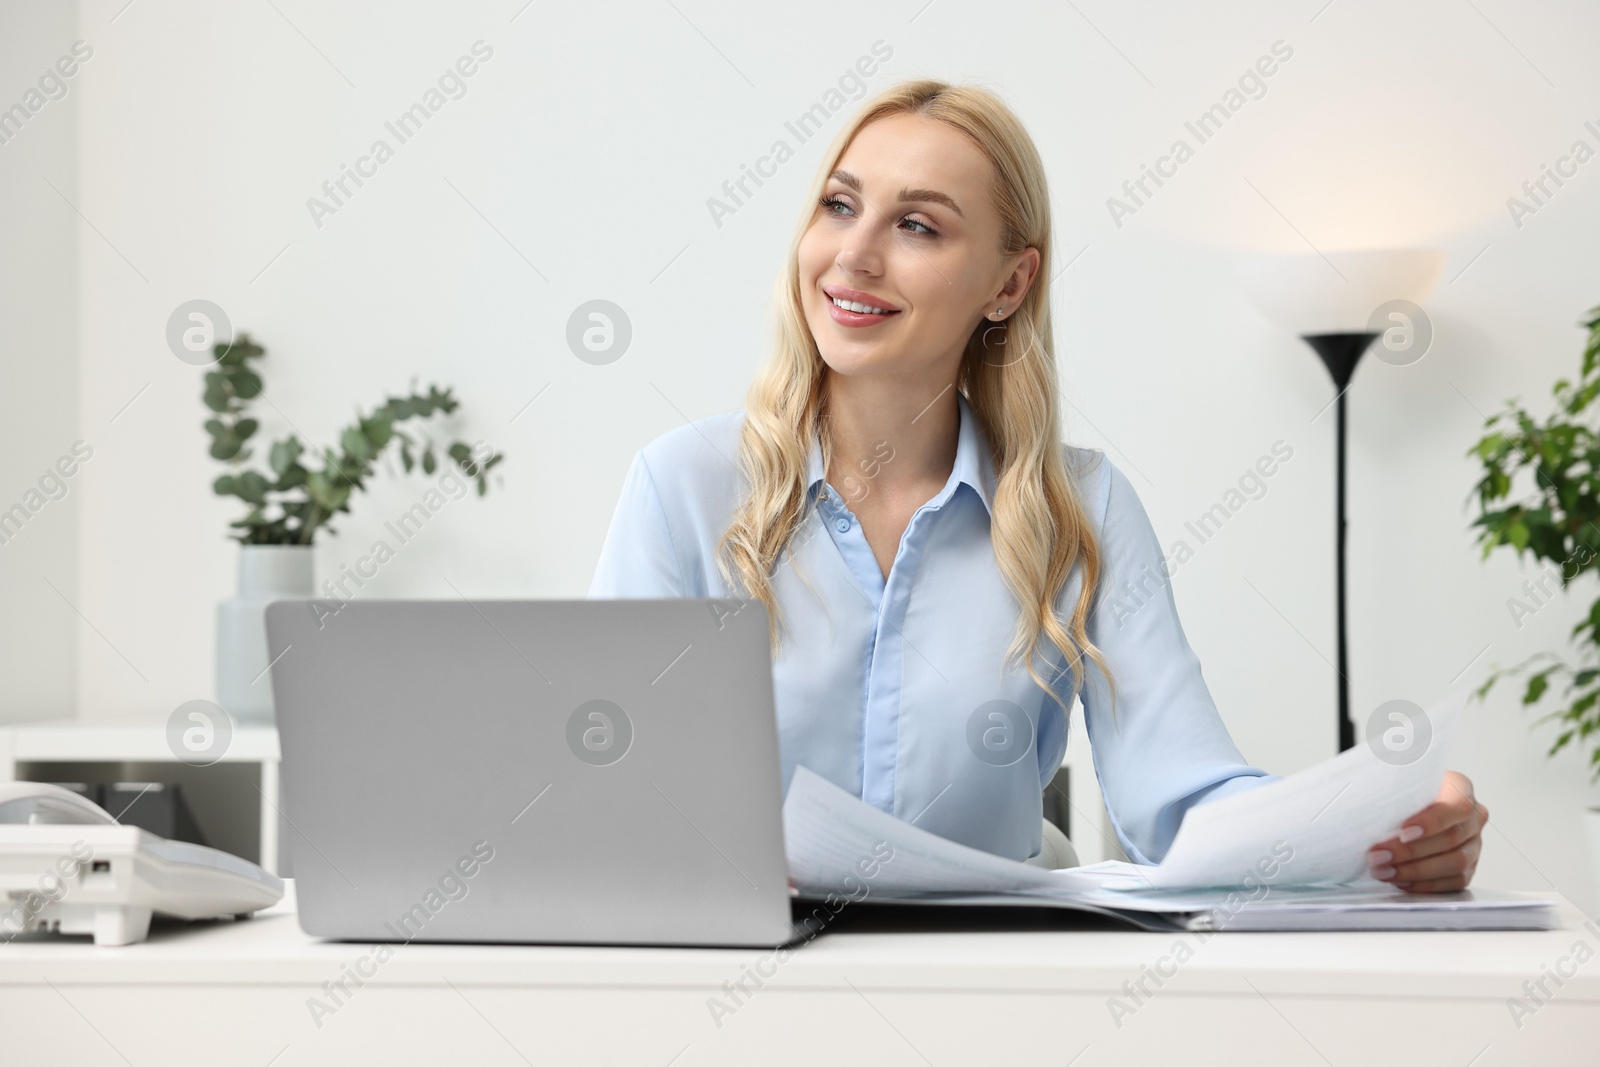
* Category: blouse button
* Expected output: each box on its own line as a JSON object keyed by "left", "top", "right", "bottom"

{"left": 835, "top": 517, "right": 850, "bottom": 533}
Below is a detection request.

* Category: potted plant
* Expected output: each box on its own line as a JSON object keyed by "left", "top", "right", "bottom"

{"left": 203, "top": 332, "right": 504, "bottom": 722}
{"left": 1467, "top": 302, "right": 1600, "bottom": 890}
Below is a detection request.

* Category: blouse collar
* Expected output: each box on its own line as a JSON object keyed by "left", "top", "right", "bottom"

{"left": 804, "top": 390, "right": 996, "bottom": 515}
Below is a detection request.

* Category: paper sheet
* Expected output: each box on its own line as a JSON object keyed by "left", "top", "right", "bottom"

{"left": 1135, "top": 686, "right": 1465, "bottom": 889}
{"left": 783, "top": 687, "right": 1468, "bottom": 903}
{"left": 782, "top": 766, "right": 1142, "bottom": 897}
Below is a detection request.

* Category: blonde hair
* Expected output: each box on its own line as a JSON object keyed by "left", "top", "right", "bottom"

{"left": 716, "top": 78, "right": 1115, "bottom": 715}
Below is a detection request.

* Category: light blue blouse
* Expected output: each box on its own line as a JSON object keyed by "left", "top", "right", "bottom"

{"left": 588, "top": 392, "right": 1275, "bottom": 865}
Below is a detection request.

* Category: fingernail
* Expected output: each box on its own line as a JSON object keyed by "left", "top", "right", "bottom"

{"left": 1398, "top": 825, "right": 1424, "bottom": 843}
{"left": 1368, "top": 849, "right": 1393, "bottom": 865}
{"left": 1372, "top": 865, "right": 1396, "bottom": 880}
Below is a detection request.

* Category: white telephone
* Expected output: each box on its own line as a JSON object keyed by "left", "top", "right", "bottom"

{"left": 0, "top": 781, "right": 284, "bottom": 946}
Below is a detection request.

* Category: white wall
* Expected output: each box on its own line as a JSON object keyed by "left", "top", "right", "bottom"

{"left": 10, "top": 0, "right": 1600, "bottom": 912}
{"left": 0, "top": 1, "right": 81, "bottom": 721}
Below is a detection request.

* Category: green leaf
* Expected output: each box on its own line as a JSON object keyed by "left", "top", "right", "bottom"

{"left": 274, "top": 463, "right": 308, "bottom": 491}
{"left": 226, "top": 335, "right": 264, "bottom": 362}
{"left": 269, "top": 438, "right": 303, "bottom": 476}
{"left": 237, "top": 471, "right": 270, "bottom": 504}
{"left": 306, "top": 470, "right": 333, "bottom": 508}
{"left": 422, "top": 448, "right": 437, "bottom": 475}
{"left": 235, "top": 418, "right": 259, "bottom": 441}
{"left": 202, "top": 374, "right": 231, "bottom": 413}
{"left": 213, "top": 474, "right": 237, "bottom": 496}
{"left": 340, "top": 426, "right": 372, "bottom": 461}
{"left": 428, "top": 385, "right": 458, "bottom": 414}
{"left": 232, "top": 368, "right": 263, "bottom": 400}
{"left": 209, "top": 434, "right": 241, "bottom": 461}
{"left": 364, "top": 414, "right": 394, "bottom": 449}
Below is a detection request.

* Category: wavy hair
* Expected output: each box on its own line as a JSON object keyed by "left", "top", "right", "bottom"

{"left": 716, "top": 78, "right": 1115, "bottom": 715}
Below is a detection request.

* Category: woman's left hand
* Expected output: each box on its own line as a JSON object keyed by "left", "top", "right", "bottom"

{"left": 1366, "top": 770, "right": 1488, "bottom": 893}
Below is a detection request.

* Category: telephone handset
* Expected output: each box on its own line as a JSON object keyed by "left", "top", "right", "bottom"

{"left": 0, "top": 781, "right": 119, "bottom": 827}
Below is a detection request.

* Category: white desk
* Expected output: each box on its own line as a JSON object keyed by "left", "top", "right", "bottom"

{"left": 1, "top": 883, "right": 1595, "bottom": 1066}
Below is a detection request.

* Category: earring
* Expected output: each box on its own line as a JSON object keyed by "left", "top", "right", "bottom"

{"left": 992, "top": 306, "right": 1005, "bottom": 320}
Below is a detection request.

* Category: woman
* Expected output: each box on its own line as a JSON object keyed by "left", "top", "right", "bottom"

{"left": 591, "top": 79, "right": 1486, "bottom": 892}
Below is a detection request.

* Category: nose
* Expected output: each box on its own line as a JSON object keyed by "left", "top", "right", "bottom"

{"left": 834, "top": 208, "right": 887, "bottom": 276}
{"left": 835, "top": 240, "right": 882, "bottom": 276}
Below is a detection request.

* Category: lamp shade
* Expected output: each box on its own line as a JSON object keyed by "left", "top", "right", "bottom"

{"left": 1235, "top": 248, "right": 1448, "bottom": 335}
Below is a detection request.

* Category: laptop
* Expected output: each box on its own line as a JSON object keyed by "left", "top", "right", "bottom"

{"left": 264, "top": 598, "right": 801, "bottom": 948}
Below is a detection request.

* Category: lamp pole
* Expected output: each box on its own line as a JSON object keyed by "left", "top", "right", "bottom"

{"left": 1300, "top": 331, "right": 1380, "bottom": 753}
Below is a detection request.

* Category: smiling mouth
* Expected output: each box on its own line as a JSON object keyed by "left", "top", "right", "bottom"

{"left": 829, "top": 296, "right": 898, "bottom": 316}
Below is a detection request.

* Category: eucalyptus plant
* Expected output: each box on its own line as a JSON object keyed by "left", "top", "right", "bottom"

{"left": 1469, "top": 302, "right": 1600, "bottom": 780}
{"left": 203, "top": 332, "right": 503, "bottom": 544}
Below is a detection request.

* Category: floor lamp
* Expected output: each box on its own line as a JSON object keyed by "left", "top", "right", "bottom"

{"left": 1237, "top": 249, "right": 1447, "bottom": 752}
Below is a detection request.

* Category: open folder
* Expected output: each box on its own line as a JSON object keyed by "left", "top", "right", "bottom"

{"left": 783, "top": 687, "right": 1555, "bottom": 932}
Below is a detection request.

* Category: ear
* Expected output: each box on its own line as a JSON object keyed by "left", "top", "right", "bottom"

{"left": 997, "top": 246, "right": 1042, "bottom": 305}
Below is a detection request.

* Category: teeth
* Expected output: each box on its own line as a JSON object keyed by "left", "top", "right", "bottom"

{"left": 833, "top": 297, "right": 892, "bottom": 315}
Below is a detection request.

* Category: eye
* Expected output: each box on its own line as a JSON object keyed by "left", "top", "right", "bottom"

{"left": 818, "top": 195, "right": 939, "bottom": 237}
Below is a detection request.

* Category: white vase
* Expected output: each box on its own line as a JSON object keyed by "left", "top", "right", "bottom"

{"left": 216, "top": 545, "right": 314, "bottom": 725}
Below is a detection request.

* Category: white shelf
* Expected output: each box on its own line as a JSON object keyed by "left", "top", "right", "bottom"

{"left": 0, "top": 718, "right": 282, "bottom": 875}
{"left": 0, "top": 720, "right": 279, "bottom": 762}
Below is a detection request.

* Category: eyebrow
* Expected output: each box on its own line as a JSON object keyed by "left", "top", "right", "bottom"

{"left": 830, "top": 169, "right": 964, "bottom": 219}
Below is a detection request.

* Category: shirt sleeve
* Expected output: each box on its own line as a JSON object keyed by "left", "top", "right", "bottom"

{"left": 1076, "top": 454, "right": 1276, "bottom": 865}
{"left": 588, "top": 451, "right": 687, "bottom": 598}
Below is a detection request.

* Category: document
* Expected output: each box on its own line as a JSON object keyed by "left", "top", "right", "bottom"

{"left": 783, "top": 687, "right": 1554, "bottom": 931}
{"left": 1126, "top": 684, "right": 1467, "bottom": 890}
{"left": 784, "top": 763, "right": 1143, "bottom": 897}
